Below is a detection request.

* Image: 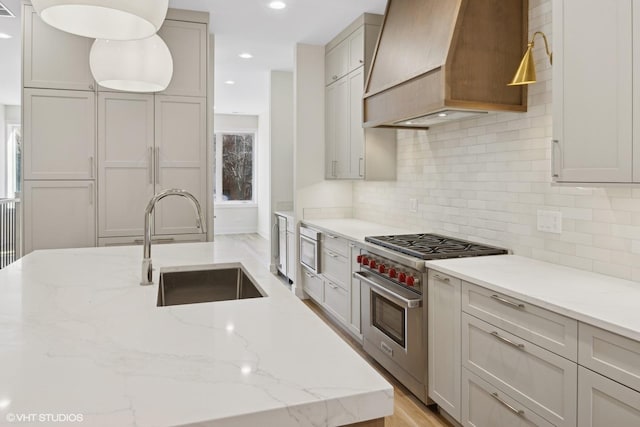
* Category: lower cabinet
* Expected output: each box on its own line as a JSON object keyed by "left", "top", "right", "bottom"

{"left": 286, "top": 230, "right": 296, "bottom": 283}
{"left": 349, "top": 244, "right": 362, "bottom": 338}
{"left": 323, "top": 279, "right": 349, "bottom": 324}
{"left": 462, "top": 369, "right": 555, "bottom": 427}
{"left": 301, "top": 268, "right": 323, "bottom": 303}
{"left": 578, "top": 366, "right": 640, "bottom": 426}
{"left": 24, "top": 181, "right": 96, "bottom": 254}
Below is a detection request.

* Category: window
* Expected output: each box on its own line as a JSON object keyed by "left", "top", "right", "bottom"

{"left": 5, "top": 125, "right": 21, "bottom": 198}
{"left": 214, "top": 131, "right": 255, "bottom": 203}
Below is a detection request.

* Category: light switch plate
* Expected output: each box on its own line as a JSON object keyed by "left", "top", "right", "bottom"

{"left": 537, "top": 209, "right": 562, "bottom": 234}
{"left": 409, "top": 198, "right": 418, "bottom": 213}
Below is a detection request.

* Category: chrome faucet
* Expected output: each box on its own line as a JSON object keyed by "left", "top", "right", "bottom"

{"left": 140, "top": 189, "right": 207, "bottom": 286}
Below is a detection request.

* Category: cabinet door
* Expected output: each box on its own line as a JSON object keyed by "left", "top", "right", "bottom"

{"left": 348, "top": 26, "right": 365, "bottom": 73}
{"left": 323, "top": 278, "right": 349, "bottom": 324}
{"left": 552, "top": 0, "right": 633, "bottom": 183}
{"left": 325, "top": 78, "right": 349, "bottom": 179}
{"left": 23, "top": 181, "right": 96, "bottom": 254}
{"left": 158, "top": 20, "right": 207, "bottom": 97}
{"left": 22, "top": 5, "right": 95, "bottom": 91}
{"left": 349, "top": 245, "right": 362, "bottom": 337}
{"left": 98, "top": 93, "right": 155, "bottom": 238}
{"left": 154, "top": 96, "right": 207, "bottom": 235}
{"left": 578, "top": 366, "right": 640, "bottom": 427}
{"left": 287, "top": 231, "right": 296, "bottom": 283}
{"left": 348, "top": 68, "right": 365, "bottom": 179}
{"left": 24, "top": 89, "right": 96, "bottom": 180}
{"left": 428, "top": 271, "right": 462, "bottom": 422}
{"left": 325, "top": 39, "right": 349, "bottom": 85}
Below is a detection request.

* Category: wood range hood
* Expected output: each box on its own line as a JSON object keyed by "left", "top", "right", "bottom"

{"left": 363, "top": 0, "right": 529, "bottom": 129}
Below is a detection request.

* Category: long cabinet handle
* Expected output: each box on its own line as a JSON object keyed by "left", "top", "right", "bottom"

{"left": 552, "top": 139, "right": 560, "bottom": 178}
{"left": 155, "top": 147, "right": 160, "bottom": 184}
{"left": 89, "top": 156, "right": 94, "bottom": 178}
{"left": 490, "top": 294, "right": 525, "bottom": 309}
{"left": 359, "top": 157, "right": 364, "bottom": 177}
{"left": 490, "top": 331, "right": 525, "bottom": 350}
{"left": 433, "top": 274, "right": 450, "bottom": 282}
{"left": 490, "top": 392, "right": 525, "bottom": 416}
{"left": 148, "top": 147, "right": 153, "bottom": 184}
{"left": 133, "top": 237, "right": 176, "bottom": 244}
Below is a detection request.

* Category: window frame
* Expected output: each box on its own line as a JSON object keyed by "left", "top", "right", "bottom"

{"left": 213, "top": 128, "right": 258, "bottom": 206}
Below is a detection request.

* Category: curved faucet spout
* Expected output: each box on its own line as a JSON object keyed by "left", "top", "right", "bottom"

{"left": 141, "top": 189, "right": 207, "bottom": 286}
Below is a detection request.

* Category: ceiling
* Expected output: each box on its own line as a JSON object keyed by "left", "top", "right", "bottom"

{"left": 0, "top": 0, "right": 388, "bottom": 112}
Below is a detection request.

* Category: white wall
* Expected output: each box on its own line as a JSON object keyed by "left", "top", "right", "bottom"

{"left": 352, "top": 0, "right": 640, "bottom": 283}
{"left": 213, "top": 113, "right": 260, "bottom": 235}
{"left": 257, "top": 110, "right": 270, "bottom": 239}
{"left": 270, "top": 71, "right": 294, "bottom": 214}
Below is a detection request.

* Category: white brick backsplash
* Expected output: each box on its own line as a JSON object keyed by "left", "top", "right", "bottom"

{"left": 350, "top": 0, "right": 640, "bottom": 284}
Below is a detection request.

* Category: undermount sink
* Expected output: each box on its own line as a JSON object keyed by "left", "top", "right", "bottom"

{"left": 157, "top": 264, "right": 265, "bottom": 307}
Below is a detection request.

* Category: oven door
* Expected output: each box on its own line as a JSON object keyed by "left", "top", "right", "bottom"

{"left": 356, "top": 271, "right": 426, "bottom": 385}
{"left": 299, "top": 234, "right": 319, "bottom": 274}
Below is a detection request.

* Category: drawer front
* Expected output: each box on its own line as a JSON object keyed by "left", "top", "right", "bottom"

{"left": 321, "top": 232, "right": 349, "bottom": 257}
{"left": 323, "top": 279, "right": 349, "bottom": 324}
{"left": 579, "top": 323, "right": 640, "bottom": 393}
{"left": 463, "top": 313, "right": 577, "bottom": 427}
{"left": 462, "top": 281, "right": 578, "bottom": 360}
{"left": 578, "top": 365, "right": 640, "bottom": 427}
{"left": 302, "top": 268, "right": 323, "bottom": 303}
{"left": 462, "top": 368, "right": 555, "bottom": 427}
{"left": 321, "top": 248, "right": 349, "bottom": 288}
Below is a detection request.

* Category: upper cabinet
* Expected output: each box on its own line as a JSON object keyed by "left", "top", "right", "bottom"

{"left": 157, "top": 20, "right": 208, "bottom": 97}
{"left": 22, "top": 4, "right": 95, "bottom": 91}
{"left": 553, "top": 0, "right": 639, "bottom": 183}
{"left": 325, "top": 14, "right": 397, "bottom": 181}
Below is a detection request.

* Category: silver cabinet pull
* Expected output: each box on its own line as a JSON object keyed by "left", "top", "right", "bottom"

{"left": 491, "top": 392, "right": 525, "bottom": 416}
{"left": 358, "top": 157, "right": 364, "bottom": 177}
{"left": 491, "top": 294, "right": 525, "bottom": 309}
{"left": 155, "top": 147, "right": 160, "bottom": 184}
{"left": 490, "top": 331, "right": 525, "bottom": 350}
{"left": 552, "top": 139, "right": 560, "bottom": 178}
{"left": 134, "top": 237, "right": 175, "bottom": 244}
{"left": 304, "top": 271, "right": 314, "bottom": 278}
{"left": 89, "top": 156, "right": 94, "bottom": 178}
{"left": 327, "top": 282, "right": 338, "bottom": 290}
{"left": 325, "top": 234, "right": 337, "bottom": 239}
{"left": 358, "top": 59, "right": 364, "bottom": 64}
{"left": 148, "top": 147, "right": 153, "bottom": 184}
{"left": 433, "top": 274, "right": 450, "bottom": 282}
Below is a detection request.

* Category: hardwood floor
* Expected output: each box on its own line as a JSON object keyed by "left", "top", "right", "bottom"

{"left": 303, "top": 300, "right": 452, "bottom": 427}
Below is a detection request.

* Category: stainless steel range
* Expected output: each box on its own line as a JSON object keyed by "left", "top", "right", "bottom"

{"left": 354, "top": 233, "right": 508, "bottom": 405}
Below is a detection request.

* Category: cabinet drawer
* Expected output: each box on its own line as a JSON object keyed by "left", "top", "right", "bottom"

{"left": 462, "top": 368, "right": 555, "bottom": 427}
{"left": 321, "top": 248, "right": 349, "bottom": 287}
{"left": 323, "top": 279, "right": 349, "bottom": 324}
{"left": 462, "top": 281, "right": 577, "bottom": 360}
{"left": 578, "top": 365, "right": 640, "bottom": 427}
{"left": 463, "top": 313, "right": 577, "bottom": 427}
{"left": 321, "top": 232, "right": 349, "bottom": 256}
{"left": 579, "top": 323, "right": 640, "bottom": 393}
{"left": 302, "top": 268, "right": 323, "bottom": 303}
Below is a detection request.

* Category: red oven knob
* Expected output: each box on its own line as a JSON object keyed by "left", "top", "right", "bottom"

{"left": 406, "top": 276, "right": 415, "bottom": 287}
{"left": 356, "top": 255, "right": 363, "bottom": 264}
{"left": 388, "top": 268, "right": 397, "bottom": 278}
{"left": 398, "top": 272, "right": 407, "bottom": 283}
{"left": 378, "top": 264, "right": 386, "bottom": 274}
{"left": 369, "top": 260, "right": 377, "bottom": 269}
{"left": 362, "top": 257, "right": 369, "bottom": 266}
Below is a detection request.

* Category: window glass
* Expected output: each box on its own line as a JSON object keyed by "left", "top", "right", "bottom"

{"left": 214, "top": 132, "right": 255, "bottom": 203}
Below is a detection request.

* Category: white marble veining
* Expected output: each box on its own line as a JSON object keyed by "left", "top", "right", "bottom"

{"left": 301, "top": 218, "right": 419, "bottom": 245}
{"left": 425, "top": 255, "right": 640, "bottom": 342}
{"left": 0, "top": 242, "right": 393, "bottom": 427}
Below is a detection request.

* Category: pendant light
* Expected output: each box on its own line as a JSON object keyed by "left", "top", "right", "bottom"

{"left": 90, "top": 35, "right": 173, "bottom": 93}
{"left": 31, "top": 0, "right": 168, "bottom": 40}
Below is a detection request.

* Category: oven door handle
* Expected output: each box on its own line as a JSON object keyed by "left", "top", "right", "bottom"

{"left": 354, "top": 272, "right": 422, "bottom": 309}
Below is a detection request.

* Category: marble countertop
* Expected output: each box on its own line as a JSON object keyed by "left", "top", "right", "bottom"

{"left": 0, "top": 242, "right": 393, "bottom": 427}
{"left": 425, "top": 255, "right": 640, "bottom": 342}
{"left": 300, "top": 218, "right": 419, "bottom": 245}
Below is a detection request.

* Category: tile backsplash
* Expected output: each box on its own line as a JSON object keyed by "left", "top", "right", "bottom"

{"left": 353, "top": 0, "right": 640, "bottom": 283}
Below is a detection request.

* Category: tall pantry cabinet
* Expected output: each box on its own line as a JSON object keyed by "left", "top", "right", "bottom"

{"left": 21, "top": 3, "right": 210, "bottom": 253}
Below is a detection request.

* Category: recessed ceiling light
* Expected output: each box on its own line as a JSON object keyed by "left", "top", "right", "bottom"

{"left": 268, "top": 1, "right": 286, "bottom": 10}
{"left": 238, "top": 52, "right": 253, "bottom": 59}
{"left": 224, "top": 80, "right": 235, "bottom": 85}
{"left": 0, "top": 33, "right": 12, "bottom": 39}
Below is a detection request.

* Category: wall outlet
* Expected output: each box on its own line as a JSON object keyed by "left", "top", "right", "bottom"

{"left": 409, "top": 198, "right": 418, "bottom": 213}
{"left": 537, "top": 209, "right": 562, "bottom": 234}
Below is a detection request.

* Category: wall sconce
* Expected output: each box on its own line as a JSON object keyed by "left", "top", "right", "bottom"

{"left": 508, "top": 31, "right": 553, "bottom": 86}
{"left": 90, "top": 35, "right": 173, "bottom": 92}
{"left": 31, "top": 0, "right": 168, "bottom": 40}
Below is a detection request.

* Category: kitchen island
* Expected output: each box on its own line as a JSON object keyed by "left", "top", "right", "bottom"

{"left": 0, "top": 241, "right": 393, "bottom": 426}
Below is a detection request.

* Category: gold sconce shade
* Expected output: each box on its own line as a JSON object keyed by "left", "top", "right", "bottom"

{"left": 509, "top": 31, "right": 553, "bottom": 86}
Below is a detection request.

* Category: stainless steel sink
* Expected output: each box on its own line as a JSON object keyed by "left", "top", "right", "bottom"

{"left": 157, "top": 264, "right": 265, "bottom": 307}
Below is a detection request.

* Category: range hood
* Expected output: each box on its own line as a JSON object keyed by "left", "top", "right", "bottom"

{"left": 363, "top": 0, "right": 528, "bottom": 129}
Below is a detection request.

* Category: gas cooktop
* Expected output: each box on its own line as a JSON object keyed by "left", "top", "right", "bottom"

{"left": 364, "top": 233, "right": 508, "bottom": 260}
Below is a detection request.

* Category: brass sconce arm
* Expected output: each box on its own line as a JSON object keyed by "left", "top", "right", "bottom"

{"left": 530, "top": 31, "right": 553, "bottom": 65}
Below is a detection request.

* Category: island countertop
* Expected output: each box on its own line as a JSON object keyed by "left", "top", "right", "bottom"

{"left": 0, "top": 242, "right": 393, "bottom": 427}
